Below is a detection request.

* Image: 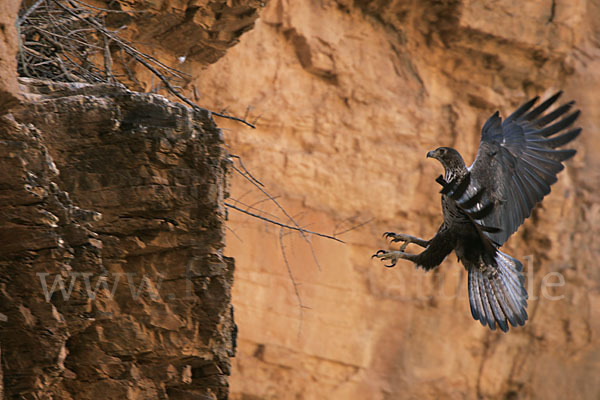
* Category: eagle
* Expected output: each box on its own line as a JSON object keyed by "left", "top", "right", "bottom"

{"left": 373, "top": 92, "right": 580, "bottom": 332}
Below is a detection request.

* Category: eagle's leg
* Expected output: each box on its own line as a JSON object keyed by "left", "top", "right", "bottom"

{"left": 372, "top": 249, "right": 418, "bottom": 268}
{"left": 383, "top": 232, "right": 430, "bottom": 251}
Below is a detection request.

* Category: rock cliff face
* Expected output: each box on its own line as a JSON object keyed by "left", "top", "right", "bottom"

{"left": 1, "top": 0, "right": 600, "bottom": 399}
{"left": 186, "top": 1, "right": 600, "bottom": 399}
{"left": 0, "top": 0, "right": 21, "bottom": 110}
{"left": 0, "top": 80, "right": 235, "bottom": 399}
{"left": 0, "top": 1, "right": 263, "bottom": 398}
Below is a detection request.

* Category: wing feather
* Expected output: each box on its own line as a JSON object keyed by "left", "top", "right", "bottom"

{"left": 536, "top": 110, "right": 580, "bottom": 137}
{"left": 468, "top": 92, "right": 580, "bottom": 245}
{"left": 504, "top": 96, "right": 538, "bottom": 123}
{"left": 530, "top": 128, "right": 581, "bottom": 148}
{"left": 469, "top": 268, "right": 483, "bottom": 321}
{"left": 520, "top": 91, "right": 563, "bottom": 121}
{"left": 530, "top": 101, "right": 574, "bottom": 127}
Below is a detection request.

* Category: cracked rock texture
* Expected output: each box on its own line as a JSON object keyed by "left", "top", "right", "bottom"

{"left": 97, "top": 0, "right": 264, "bottom": 93}
{"left": 1, "top": 0, "right": 600, "bottom": 399}
{"left": 0, "top": 79, "right": 235, "bottom": 399}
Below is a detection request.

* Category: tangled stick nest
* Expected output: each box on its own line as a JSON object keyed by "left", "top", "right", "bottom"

{"left": 17, "top": 0, "right": 255, "bottom": 128}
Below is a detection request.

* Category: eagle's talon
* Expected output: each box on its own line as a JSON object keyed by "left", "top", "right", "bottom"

{"left": 371, "top": 249, "right": 385, "bottom": 259}
{"left": 381, "top": 232, "right": 430, "bottom": 249}
{"left": 384, "top": 232, "right": 410, "bottom": 243}
{"left": 383, "top": 231, "right": 396, "bottom": 240}
{"left": 383, "top": 231, "right": 403, "bottom": 242}
{"left": 372, "top": 249, "right": 402, "bottom": 268}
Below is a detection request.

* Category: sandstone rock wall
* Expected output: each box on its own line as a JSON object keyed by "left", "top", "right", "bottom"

{"left": 0, "top": 0, "right": 21, "bottom": 110}
{"left": 0, "top": 1, "right": 265, "bottom": 397}
{"left": 97, "top": 0, "right": 264, "bottom": 93}
{"left": 184, "top": 1, "right": 600, "bottom": 399}
{"left": 0, "top": 80, "right": 235, "bottom": 399}
{"left": 1, "top": 0, "right": 599, "bottom": 399}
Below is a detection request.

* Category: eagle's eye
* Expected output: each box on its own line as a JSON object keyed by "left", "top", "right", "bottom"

{"left": 440, "top": 148, "right": 447, "bottom": 155}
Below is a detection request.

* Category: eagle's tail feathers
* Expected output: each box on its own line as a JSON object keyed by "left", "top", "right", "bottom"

{"left": 467, "top": 250, "right": 528, "bottom": 332}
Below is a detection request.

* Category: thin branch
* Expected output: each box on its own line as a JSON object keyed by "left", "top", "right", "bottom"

{"left": 251, "top": 113, "right": 263, "bottom": 126}
{"left": 32, "top": 25, "right": 103, "bottom": 50}
{"left": 103, "top": 34, "right": 114, "bottom": 83}
{"left": 279, "top": 228, "right": 304, "bottom": 338}
{"left": 248, "top": 195, "right": 280, "bottom": 209}
{"left": 227, "top": 196, "right": 281, "bottom": 221}
{"left": 212, "top": 111, "right": 256, "bottom": 128}
{"left": 225, "top": 202, "right": 344, "bottom": 243}
{"left": 334, "top": 217, "right": 374, "bottom": 236}
{"left": 231, "top": 189, "right": 253, "bottom": 206}
{"left": 230, "top": 163, "right": 311, "bottom": 241}
{"left": 229, "top": 155, "right": 341, "bottom": 270}
{"left": 230, "top": 162, "right": 325, "bottom": 271}
{"left": 18, "top": 0, "right": 47, "bottom": 25}
{"left": 225, "top": 225, "right": 243, "bottom": 243}
{"left": 229, "top": 154, "right": 263, "bottom": 187}
{"left": 305, "top": 233, "right": 324, "bottom": 273}
{"left": 243, "top": 105, "right": 251, "bottom": 121}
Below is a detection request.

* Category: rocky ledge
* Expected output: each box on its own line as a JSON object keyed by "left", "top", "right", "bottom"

{"left": 0, "top": 79, "right": 235, "bottom": 399}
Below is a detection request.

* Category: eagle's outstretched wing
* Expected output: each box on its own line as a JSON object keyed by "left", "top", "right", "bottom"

{"left": 466, "top": 92, "right": 580, "bottom": 246}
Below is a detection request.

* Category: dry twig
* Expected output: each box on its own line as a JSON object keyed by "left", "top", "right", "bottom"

{"left": 279, "top": 228, "right": 311, "bottom": 338}
{"left": 224, "top": 202, "right": 343, "bottom": 243}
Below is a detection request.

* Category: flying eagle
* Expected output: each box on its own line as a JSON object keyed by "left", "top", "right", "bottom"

{"left": 373, "top": 92, "right": 580, "bottom": 332}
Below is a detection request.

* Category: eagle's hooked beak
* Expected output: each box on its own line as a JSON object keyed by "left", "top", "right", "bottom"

{"left": 426, "top": 150, "right": 435, "bottom": 159}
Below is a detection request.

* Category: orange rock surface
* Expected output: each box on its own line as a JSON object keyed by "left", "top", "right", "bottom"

{"left": 4, "top": 0, "right": 600, "bottom": 398}
{"left": 0, "top": 0, "right": 21, "bottom": 110}
{"left": 187, "top": 1, "right": 600, "bottom": 399}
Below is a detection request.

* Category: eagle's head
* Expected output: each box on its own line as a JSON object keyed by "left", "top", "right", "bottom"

{"left": 426, "top": 147, "right": 467, "bottom": 180}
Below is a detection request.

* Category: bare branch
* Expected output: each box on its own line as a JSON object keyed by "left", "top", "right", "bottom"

{"left": 212, "top": 111, "right": 256, "bottom": 128}
{"left": 225, "top": 202, "right": 344, "bottom": 243}
{"left": 67, "top": 0, "right": 150, "bottom": 14}
{"left": 228, "top": 154, "right": 344, "bottom": 271}
{"left": 225, "top": 225, "right": 243, "bottom": 243}
{"left": 230, "top": 161, "right": 312, "bottom": 242}
{"left": 227, "top": 197, "right": 280, "bottom": 221}
{"left": 334, "top": 217, "right": 374, "bottom": 236}
{"left": 229, "top": 154, "right": 263, "bottom": 186}
{"left": 279, "top": 228, "right": 304, "bottom": 338}
{"left": 18, "top": 0, "right": 46, "bottom": 25}
{"left": 248, "top": 195, "right": 280, "bottom": 210}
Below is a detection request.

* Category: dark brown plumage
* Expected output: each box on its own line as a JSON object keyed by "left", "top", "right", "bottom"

{"left": 373, "top": 91, "right": 580, "bottom": 332}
